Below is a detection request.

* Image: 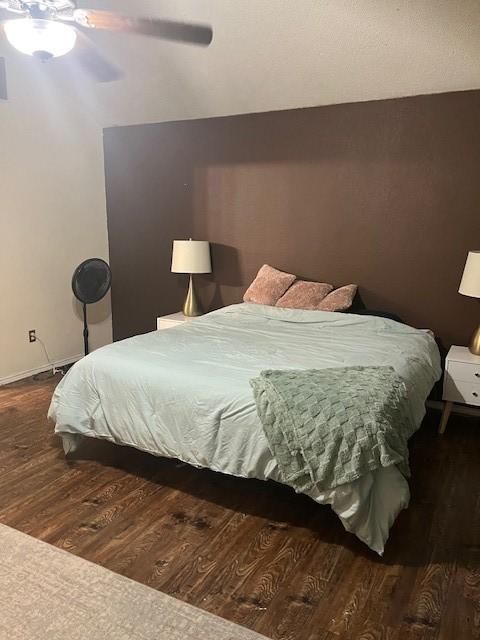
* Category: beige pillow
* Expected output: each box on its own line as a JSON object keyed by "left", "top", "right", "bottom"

{"left": 318, "top": 284, "right": 358, "bottom": 312}
{"left": 243, "top": 264, "right": 296, "bottom": 306}
{"left": 276, "top": 280, "right": 334, "bottom": 309}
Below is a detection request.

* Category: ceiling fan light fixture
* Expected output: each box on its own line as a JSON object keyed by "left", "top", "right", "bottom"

{"left": 4, "top": 18, "right": 77, "bottom": 59}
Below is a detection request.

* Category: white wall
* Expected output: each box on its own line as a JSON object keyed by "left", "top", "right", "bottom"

{"left": 82, "top": 0, "right": 480, "bottom": 128}
{"left": 0, "top": 51, "right": 112, "bottom": 384}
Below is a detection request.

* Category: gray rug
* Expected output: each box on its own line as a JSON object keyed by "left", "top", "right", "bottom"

{"left": 0, "top": 524, "right": 268, "bottom": 640}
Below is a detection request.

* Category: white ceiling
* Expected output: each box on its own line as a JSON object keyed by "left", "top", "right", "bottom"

{"left": 3, "top": 0, "right": 480, "bottom": 127}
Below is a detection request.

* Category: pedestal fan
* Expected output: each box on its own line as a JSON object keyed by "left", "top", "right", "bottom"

{"left": 72, "top": 258, "right": 111, "bottom": 356}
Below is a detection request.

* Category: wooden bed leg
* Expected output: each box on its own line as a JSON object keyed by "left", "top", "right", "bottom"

{"left": 61, "top": 434, "right": 83, "bottom": 455}
{"left": 438, "top": 401, "right": 453, "bottom": 435}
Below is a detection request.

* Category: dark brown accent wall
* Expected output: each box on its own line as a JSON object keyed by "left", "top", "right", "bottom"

{"left": 104, "top": 90, "right": 480, "bottom": 348}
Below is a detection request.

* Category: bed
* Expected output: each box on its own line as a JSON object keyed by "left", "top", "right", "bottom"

{"left": 48, "top": 303, "right": 441, "bottom": 554}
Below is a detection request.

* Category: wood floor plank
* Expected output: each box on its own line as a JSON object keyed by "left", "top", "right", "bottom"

{"left": 253, "top": 539, "right": 338, "bottom": 639}
{"left": 0, "top": 374, "right": 478, "bottom": 640}
{"left": 217, "top": 535, "right": 315, "bottom": 630}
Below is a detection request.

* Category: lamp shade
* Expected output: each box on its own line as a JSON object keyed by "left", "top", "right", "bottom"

{"left": 171, "top": 239, "right": 211, "bottom": 274}
{"left": 459, "top": 250, "right": 480, "bottom": 298}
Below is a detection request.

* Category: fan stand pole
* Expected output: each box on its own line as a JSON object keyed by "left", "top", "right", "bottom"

{"left": 82, "top": 302, "right": 89, "bottom": 356}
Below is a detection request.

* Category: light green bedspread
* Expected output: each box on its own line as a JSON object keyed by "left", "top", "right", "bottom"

{"left": 251, "top": 366, "right": 413, "bottom": 493}
{"left": 49, "top": 303, "right": 441, "bottom": 554}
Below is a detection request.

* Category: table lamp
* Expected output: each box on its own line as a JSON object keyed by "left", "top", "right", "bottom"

{"left": 459, "top": 250, "right": 480, "bottom": 355}
{"left": 171, "top": 239, "right": 211, "bottom": 317}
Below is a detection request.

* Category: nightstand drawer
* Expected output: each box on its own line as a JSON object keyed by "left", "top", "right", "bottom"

{"left": 447, "top": 360, "right": 480, "bottom": 383}
{"left": 444, "top": 379, "right": 480, "bottom": 406}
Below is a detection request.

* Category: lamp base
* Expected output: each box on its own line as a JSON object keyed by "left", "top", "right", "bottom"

{"left": 182, "top": 274, "right": 203, "bottom": 317}
{"left": 469, "top": 324, "right": 480, "bottom": 356}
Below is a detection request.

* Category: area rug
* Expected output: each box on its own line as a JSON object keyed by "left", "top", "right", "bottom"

{"left": 0, "top": 524, "right": 267, "bottom": 640}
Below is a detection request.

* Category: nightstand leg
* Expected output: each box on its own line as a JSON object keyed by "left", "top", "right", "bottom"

{"left": 438, "top": 401, "right": 453, "bottom": 435}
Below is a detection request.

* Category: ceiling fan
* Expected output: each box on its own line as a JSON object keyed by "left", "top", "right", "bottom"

{"left": 0, "top": 0, "right": 213, "bottom": 93}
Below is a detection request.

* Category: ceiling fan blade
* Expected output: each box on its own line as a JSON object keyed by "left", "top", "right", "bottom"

{"left": 0, "top": 56, "right": 7, "bottom": 100}
{"left": 73, "top": 10, "right": 213, "bottom": 46}
{"left": 72, "top": 29, "right": 123, "bottom": 83}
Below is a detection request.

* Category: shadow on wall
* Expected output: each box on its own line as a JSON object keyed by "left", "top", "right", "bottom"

{"left": 72, "top": 292, "right": 112, "bottom": 348}
{"left": 196, "top": 243, "right": 242, "bottom": 311}
{"left": 72, "top": 292, "right": 112, "bottom": 324}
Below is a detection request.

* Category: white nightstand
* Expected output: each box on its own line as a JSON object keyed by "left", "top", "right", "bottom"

{"left": 439, "top": 346, "right": 480, "bottom": 434}
{"left": 156, "top": 312, "right": 194, "bottom": 331}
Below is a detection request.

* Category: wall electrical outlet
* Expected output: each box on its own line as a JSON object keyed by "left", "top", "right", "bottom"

{"left": 28, "top": 329, "right": 36, "bottom": 343}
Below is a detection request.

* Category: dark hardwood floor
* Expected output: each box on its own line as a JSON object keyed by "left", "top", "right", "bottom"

{"left": 0, "top": 374, "right": 479, "bottom": 639}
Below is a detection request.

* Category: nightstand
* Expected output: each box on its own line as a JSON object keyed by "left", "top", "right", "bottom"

{"left": 156, "top": 312, "right": 193, "bottom": 330}
{"left": 438, "top": 346, "right": 480, "bottom": 434}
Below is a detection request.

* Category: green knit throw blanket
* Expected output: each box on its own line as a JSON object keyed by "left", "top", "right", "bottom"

{"left": 250, "top": 366, "right": 413, "bottom": 492}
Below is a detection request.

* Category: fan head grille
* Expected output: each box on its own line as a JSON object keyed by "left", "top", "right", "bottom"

{"left": 72, "top": 258, "right": 111, "bottom": 304}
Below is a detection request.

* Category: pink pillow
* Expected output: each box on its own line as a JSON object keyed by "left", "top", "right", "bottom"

{"left": 318, "top": 284, "right": 358, "bottom": 312}
{"left": 243, "top": 264, "right": 296, "bottom": 306}
{"left": 276, "top": 280, "right": 334, "bottom": 309}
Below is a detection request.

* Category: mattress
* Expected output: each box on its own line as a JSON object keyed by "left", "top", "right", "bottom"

{"left": 48, "top": 303, "right": 441, "bottom": 554}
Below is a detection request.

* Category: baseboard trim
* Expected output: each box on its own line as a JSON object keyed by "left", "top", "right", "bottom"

{"left": 0, "top": 355, "right": 83, "bottom": 387}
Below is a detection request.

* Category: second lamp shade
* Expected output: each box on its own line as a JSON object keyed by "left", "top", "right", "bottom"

{"left": 171, "top": 240, "right": 211, "bottom": 274}
{"left": 459, "top": 250, "right": 480, "bottom": 298}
